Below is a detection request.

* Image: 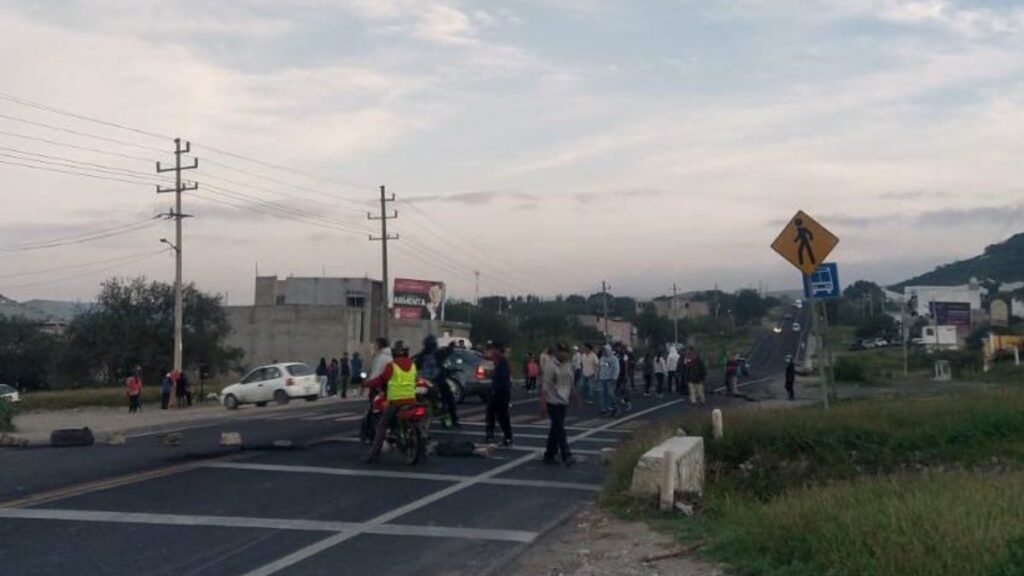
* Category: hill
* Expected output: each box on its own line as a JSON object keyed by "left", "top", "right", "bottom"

{"left": 893, "top": 232, "right": 1024, "bottom": 289}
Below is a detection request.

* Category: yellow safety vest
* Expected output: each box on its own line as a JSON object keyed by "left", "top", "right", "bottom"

{"left": 389, "top": 362, "right": 417, "bottom": 402}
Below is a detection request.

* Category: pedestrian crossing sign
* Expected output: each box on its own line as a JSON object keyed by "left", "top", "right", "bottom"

{"left": 771, "top": 210, "right": 839, "bottom": 276}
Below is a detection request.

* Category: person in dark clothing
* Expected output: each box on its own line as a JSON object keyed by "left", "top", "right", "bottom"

{"left": 415, "top": 335, "right": 459, "bottom": 429}
{"left": 485, "top": 341, "right": 513, "bottom": 447}
{"left": 614, "top": 344, "right": 632, "bottom": 412}
{"left": 316, "top": 358, "right": 329, "bottom": 397}
{"left": 177, "top": 371, "right": 192, "bottom": 407}
{"left": 350, "top": 353, "right": 364, "bottom": 396}
{"left": 328, "top": 359, "right": 340, "bottom": 396}
{"left": 340, "top": 353, "right": 351, "bottom": 398}
{"left": 641, "top": 352, "right": 654, "bottom": 396}
{"left": 785, "top": 355, "right": 796, "bottom": 400}
{"left": 160, "top": 370, "right": 173, "bottom": 410}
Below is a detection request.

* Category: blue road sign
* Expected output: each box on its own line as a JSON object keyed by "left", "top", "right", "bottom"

{"left": 803, "top": 262, "right": 840, "bottom": 299}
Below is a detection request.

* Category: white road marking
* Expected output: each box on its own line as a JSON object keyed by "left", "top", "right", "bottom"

{"left": 207, "top": 462, "right": 601, "bottom": 492}
{"left": 0, "top": 508, "right": 537, "bottom": 543}
{"left": 302, "top": 413, "right": 353, "bottom": 421}
{"left": 241, "top": 397, "right": 685, "bottom": 576}
{"left": 431, "top": 430, "right": 618, "bottom": 443}
{"left": 455, "top": 421, "right": 628, "bottom": 434}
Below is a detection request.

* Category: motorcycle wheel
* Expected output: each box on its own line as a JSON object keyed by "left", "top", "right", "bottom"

{"left": 360, "top": 411, "right": 378, "bottom": 446}
{"left": 403, "top": 424, "right": 423, "bottom": 465}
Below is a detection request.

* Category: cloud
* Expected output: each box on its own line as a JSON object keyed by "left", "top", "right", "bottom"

{"left": 404, "top": 190, "right": 537, "bottom": 205}
{"left": 879, "top": 190, "right": 952, "bottom": 201}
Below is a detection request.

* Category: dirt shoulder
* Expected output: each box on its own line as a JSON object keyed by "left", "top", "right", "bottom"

{"left": 507, "top": 502, "right": 721, "bottom": 576}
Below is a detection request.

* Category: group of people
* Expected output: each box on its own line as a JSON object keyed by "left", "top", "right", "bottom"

{"left": 637, "top": 346, "right": 711, "bottom": 404}
{"left": 123, "top": 366, "right": 196, "bottom": 413}
{"left": 315, "top": 354, "right": 364, "bottom": 399}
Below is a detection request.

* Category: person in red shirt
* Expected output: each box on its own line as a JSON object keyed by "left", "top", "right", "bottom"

{"left": 125, "top": 366, "right": 143, "bottom": 413}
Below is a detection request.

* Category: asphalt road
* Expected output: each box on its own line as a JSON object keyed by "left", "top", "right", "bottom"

{"left": 0, "top": 320, "right": 806, "bottom": 576}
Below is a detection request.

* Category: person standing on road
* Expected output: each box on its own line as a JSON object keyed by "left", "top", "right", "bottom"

{"left": 316, "top": 358, "right": 329, "bottom": 398}
{"left": 125, "top": 366, "right": 143, "bottom": 413}
{"left": 686, "top": 348, "right": 708, "bottom": 406}
{"left": 667, "top": 346, "right": 680, "bottom": 395}
{"left": 785, "top": 355, "right": 796, "bottom": 400}
{"left": 541, "top": 343, "right": 580, "bottom": 467}
{"left": 176, "top": 370, "right": 192, "bottom": 407}
{"left": 654, "top": 351, "right": 667, "bottom": 397}
{"left": 368, "top": 338, "right": 392, "bottom": 381}
{"left": 350, "top": 353, "right": 364, "bottom": 396}
{"left": 485, "top": 342, "right": 514, "bottom": 447}
{"left": 615, "top": 344, "right": 632, "bottom": 412}
{"left": 525, "top": 353, "right": 540, "bottom": 394}
{"left": 641, "top": 351, "right": 654, "bottom": 396}
{"left": 572, "top": 345, "right": 583, "bottom": 388}
{"left": 581, "top": 343, "right": 598, "bottom": 405}
{"left": 160, "top": 370, "right": 174, "bottom": 410}
{"left": 724, "top": 352, "right": 739, "bottom": 396}
{"left": 340, "top": 353, "right": 351, "bottom": 398}
{"left": 597, "top": 344, "right": 620, "bottom": 417}
{"left": 328, "top": 359, "right": 340, "bottom": 397}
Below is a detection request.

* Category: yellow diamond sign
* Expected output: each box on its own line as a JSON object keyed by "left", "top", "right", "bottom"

{"left": 771, "top": 210, "right": 839, "bottom": 276}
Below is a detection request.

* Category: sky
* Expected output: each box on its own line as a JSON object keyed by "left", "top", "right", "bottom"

{"left": 0, "top": 0, "right": 1022, "bottom": 304}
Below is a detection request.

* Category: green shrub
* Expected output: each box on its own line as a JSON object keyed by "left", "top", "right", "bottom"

{"left": 833, "top": 356, "right": 868, "bottom": 382}
{"left": 0, "top": 398, "right": 14, "bottom": 432}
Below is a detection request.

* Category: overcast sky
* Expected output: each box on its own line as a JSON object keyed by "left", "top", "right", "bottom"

{"left": 1, "top": 0, "right": 1022, "bottom": 304}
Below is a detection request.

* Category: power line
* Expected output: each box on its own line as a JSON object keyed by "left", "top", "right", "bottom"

{"left": 0, "top": 113, "right": 166, "bottom": 152}
{"left": 0, "top": 92, "right": 170, "bottom": 140}
{"left": 0, "top": 248, "right": 169, "bottom": 279}
{"left": 0, "top": 129, "right": 155, "bottom": 162}
{"left": 0, "top": 249, "right": 170, "bottom": 291}
{"left": 198, "top": 169, "right": 368, "bottom": 218}
{"left": 0, "top": 219, "right": 158, "bottom": 253}
{"left": 0, "top": 158, "right": 163, "bottom": 186}
{"left": 0, "top": 147, "right": 173, "bottom": 182}
{"left": 199, "top": 183, "right": 374, "bottom": 236}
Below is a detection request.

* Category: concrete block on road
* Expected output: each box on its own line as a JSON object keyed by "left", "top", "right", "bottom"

{"left": 600, "top": 447, "right": 616, "bottom": 466}
{"left": 0, "top": 433, "right": 29, "bottom": 447}
{"left": 473, "top": 444, "right": 495, "bottom": 458}
{"left": 272, "top": 440, "right": 293, "bottom": 449}
{"left": 106, "top": 432, "right": 126, "bottom": 446}
{"left": 161, "top": 432, "right": 182, "bottom": 447}
{"left": 630, "top": 436, "right": 704, "bottom": 499}
{"left": 220, "top": 432, "right": 242, "bottom": 447}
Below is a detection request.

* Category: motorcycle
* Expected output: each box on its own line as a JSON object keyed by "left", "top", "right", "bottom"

{"left": 360, "top": 377, "right": 434, "bottom": 465}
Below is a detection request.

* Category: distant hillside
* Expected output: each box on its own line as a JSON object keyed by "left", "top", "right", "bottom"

{"left": 0, "top": 297, "right": 90, "bottom": 323}
{"left": 893, "top": 232, "right": 1024, "bottom": 290}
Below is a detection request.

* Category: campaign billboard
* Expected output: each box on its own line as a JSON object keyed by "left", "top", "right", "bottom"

{"left": 930, "top": 301, "right": 972, "bottom": 334}
{"left": 393, "top": 278, "right": 445, "bottom": 320}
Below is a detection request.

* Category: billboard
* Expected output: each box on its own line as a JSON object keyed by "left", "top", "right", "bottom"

{"left": 393, "top": 278, "right": 445, "bottom": 320}
{"left": 930, "top": 301, "right": 972, "bottom": 334}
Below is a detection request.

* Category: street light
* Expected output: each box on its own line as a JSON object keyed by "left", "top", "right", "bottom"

{"left": 160, "top": 238, "right": 179, "bottom": 252}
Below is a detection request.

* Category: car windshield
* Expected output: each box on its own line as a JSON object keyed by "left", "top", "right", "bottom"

{"left": 0, "top": 384, "right": 14, "bottom": 394}
{"left": 286, "top": 364, "right": 313, "bottom": 376}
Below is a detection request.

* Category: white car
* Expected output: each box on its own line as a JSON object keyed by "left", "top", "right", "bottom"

{"left": 221, "top": 363, "right": 319, "bottom": 410}
{"left": 792, "top": 322, "right": 802, "bottom": 332}
{"left": 0, "top": 383, "right": 20, "bottom": 404}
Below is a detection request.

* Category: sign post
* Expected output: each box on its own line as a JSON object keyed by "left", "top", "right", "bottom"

{"left": 772, "top": 211, "right": 840, "bottom": 409}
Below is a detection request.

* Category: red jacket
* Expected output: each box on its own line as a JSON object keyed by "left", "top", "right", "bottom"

{"left": 364, "top": 356, "right": 416, "bottom": 404}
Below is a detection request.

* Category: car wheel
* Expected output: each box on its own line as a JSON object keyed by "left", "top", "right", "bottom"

{"left": 224, "top": 394, "right": 239, "bottom": 410}
{"left": 274, "top": 390, "right": 290, "bottom": 405}
{"left": 255, "top": 402, "right": 267, "bottom": 407}
{"left": 448, "top": 379, "right": 465, "bottom": 404}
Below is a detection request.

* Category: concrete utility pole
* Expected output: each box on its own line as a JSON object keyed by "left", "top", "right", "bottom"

{"left": 601, "top": 281, "right": 610, "bottom": 341}
{"left": 156, "top": 138, "right": 197, "bottom": 378}
{"left": 368, "top": 185, "right": 397, "bottom": 339}
{"left": 672, "top": 283, "right": 679, "bottom": 345}
{"left": 474, "top": 270, "right": 480, "bottom": 306}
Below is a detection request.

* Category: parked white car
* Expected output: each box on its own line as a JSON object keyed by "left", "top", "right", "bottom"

{"left": 221, "top": 363, "right": 319, "bottom": 410}
{"left": 0, "top": 383, "right": 20, "bottom": 404}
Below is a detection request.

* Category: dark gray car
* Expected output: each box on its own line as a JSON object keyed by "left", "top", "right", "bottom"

{"left": 443, "top": 349, "right": 494, "bottom": 404}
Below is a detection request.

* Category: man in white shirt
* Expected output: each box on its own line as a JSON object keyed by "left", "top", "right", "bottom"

{"left": 580, "top": 343, "right": 599, "bottom": 405}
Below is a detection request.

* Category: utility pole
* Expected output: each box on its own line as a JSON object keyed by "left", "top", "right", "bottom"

{"left": 156, "top": 138, "right": 197, "bottom": 379}
{"left": 672, "top": 283, "right": 679, "bottom": 345}
{"left": 601, "top": 281, "right": 610, "bottom": 342}
{"left": 368, "top": 185, "right": 398, "bottom": 339}
{"left": 474, "top": 270, "right": 480, "bottom": 306}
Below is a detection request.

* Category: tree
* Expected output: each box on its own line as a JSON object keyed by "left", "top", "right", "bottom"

{"left": 734, "top": 289, "right": 770, "bottom": 326}
{"left": 0, "top": 316, "right": 61, "bottom": 389}
{"left": 61, "top": 277, "right": 240, "bottom": 386}
{"left": 636, "top": 304, "right": 673, "bottom": 348}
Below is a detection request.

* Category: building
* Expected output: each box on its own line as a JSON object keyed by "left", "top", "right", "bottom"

{"left": 577, "top": 315, "right": 637, "bottom": 347}
{"left": 642, "top": 297, "right": 711, "bottom": 321}
{"left": 227, "top": 276, "right": 470, "bottom": 369}
{"left": 227, "top": 276, "right": 385, "bottom": 368}
{"left": 904, "top": 281, "right": 983, "bottom": 316}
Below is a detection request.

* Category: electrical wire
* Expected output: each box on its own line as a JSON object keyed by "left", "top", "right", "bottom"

{"left": 0, "top": 129, "right": 155, "bottom": 162}
{"left": 0, "top": 249, "right": 171, "bottom": 291}
{"left": 0, "top": 247, "right": 168, "bottom": 279}
{"left": 0, "top": 219, "right": 159, "bottom": 253}
{"left": 0, "top": 92, "right": 170, "bottom": 140}
{"left": 0, "top": 113, "right": 166, "bottom": 153}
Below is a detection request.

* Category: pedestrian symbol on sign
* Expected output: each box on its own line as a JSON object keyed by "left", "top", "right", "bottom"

{"left": 794, "top": 217, "right": 816, "bottom": 266}
{"left": 771, "top": 210, "right": 839, "bottom": 276}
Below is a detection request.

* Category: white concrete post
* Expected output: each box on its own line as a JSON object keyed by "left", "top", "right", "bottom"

{"left": 712, "top": 409, "right": 723, "bottom": 439}
{"left": 659, "top": 450, "right": 677, "bottom": 512}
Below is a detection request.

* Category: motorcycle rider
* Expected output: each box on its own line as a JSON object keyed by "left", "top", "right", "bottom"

{"left": 415, "top": 335, "right": 459, "bottom": 429}
{"left": 362, "top": 340, "right": 418, "bottom": 464}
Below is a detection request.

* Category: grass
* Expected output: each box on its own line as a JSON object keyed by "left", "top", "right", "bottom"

{"left": 18, "top": 386, "right": 165, "bottom": 412}
{"left": 602, "top": 386, "right": 1024, "bottom": 575}
{"left": 0, "top": 398, "right": 14, "bottom": 432}
{"left": 834, "top": 347, "right": 931, "bottom": 385}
